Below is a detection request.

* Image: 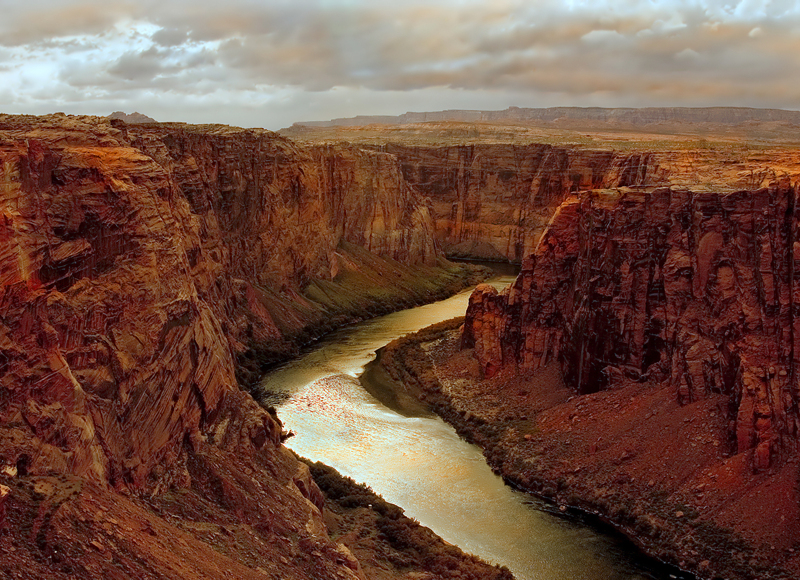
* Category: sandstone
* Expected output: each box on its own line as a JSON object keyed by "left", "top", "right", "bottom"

{"left": 463, "top": 185, "right": 800, "bottom": 472}
{"left": 0, "top": 114, "right": 489, "bottom": 580}
{"left": 380, "top": 144, "right": 656, "bottom": 262}
{"left": 0, "top": 114, "right": 441, "bottom": 491}
{"left": 347, "top": 143, "right": 800, "bottom": 266}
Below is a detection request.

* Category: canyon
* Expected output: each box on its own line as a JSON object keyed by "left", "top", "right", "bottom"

{"left": 0, "top": 113, "right": 503, "bottom": 579}
{"left": 356, "top": 121, "right": 800, "bottom": 577}
{"left": 2, "top": 110, "right": 800, "bottom": 579}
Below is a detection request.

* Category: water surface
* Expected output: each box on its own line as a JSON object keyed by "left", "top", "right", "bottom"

{"left": 260, "top": 272, "right": 689, "bottom": 580}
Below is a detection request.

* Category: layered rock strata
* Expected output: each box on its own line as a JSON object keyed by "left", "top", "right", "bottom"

{"left": 372, "top": 144, "right": 800, "bottom": 264}
{"left": 375, "top": 144, "right": 647, "bottom": 261}
{"left": 0, "top": 114, "right": 496, "bottom": 579}
{"left": 0, "top": 114, "right": 441, "bottom": 489}
{"left": 463, "top": 184, "right": 800, "bottom": 470}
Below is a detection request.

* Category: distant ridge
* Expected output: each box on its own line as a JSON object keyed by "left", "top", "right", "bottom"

{"left": 293, "top": 106, "right": 800, "bottom": 128}
{"left": 109, "top": 111, "right": 157, "bottom": 123}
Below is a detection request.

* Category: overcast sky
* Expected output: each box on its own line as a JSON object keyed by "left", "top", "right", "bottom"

{"left": 1, "top": 0, "right": 798, "bottom": 129}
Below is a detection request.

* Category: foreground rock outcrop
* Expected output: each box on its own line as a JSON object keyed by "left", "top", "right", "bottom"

{"left": 0, "top": 114, "right": 500, "bottom": 579}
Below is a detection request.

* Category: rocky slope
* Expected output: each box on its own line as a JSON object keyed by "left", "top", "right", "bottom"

{"left": 464, "top": 185, "right": 800, "bottom": 469}
{"left": 0, "top": 113, "right": 500, "bottom": 579}
{"left": 449, "top": 184, "right": 800, "bottom": 578}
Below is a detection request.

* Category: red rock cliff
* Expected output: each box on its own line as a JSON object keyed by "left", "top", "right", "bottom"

{"left": 463, "top": 184, "right": 800, "bottom": 471}
{"left": 378, "top": 143, "right": 800, "bottom": 263}
{"left": 0, "top": 114, "right": 477, "bottom": 578}
{"left": 0, "top": 115, "right": 440, "bottom": 490}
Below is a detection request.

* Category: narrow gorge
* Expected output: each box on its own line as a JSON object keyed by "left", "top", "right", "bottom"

{"left": 2, "top": 112, "right": 800, "bottom": 580}
{"left": 0, "top": 114, "right": 498, "bottom": 579}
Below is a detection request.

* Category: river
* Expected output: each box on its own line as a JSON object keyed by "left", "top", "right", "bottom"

{"left": 259, "top": 268, "right": 691, "bottom": 580}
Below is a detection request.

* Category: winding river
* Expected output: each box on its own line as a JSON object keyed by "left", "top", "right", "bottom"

{"left": 260, "top": 267, "right": 691, "bottom": 580}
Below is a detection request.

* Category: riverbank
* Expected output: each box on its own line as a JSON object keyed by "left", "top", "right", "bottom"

{"left": 378, "top": 319, "right": 800, "bottom": 580}
{"left": 305, "top": 459, "right": 514, "bottom": 580}
{"left": 236, "top": 243, "right": 492, "bottom": 388}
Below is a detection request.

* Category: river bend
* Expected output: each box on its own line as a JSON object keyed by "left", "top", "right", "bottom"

{"left": 260, "top": 271, "right": 688, "bottom": 580}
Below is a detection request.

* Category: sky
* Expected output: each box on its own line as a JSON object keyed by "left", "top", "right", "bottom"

{"left": 0, "top": 0, "right": 798, "bottom": 130}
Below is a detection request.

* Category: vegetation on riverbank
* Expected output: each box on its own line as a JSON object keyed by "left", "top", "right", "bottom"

{"left": 305, "top": 460, "right": 514, "bottom": 580}
{"left": 239, "top": 244, "right": 491, "bottom": 389}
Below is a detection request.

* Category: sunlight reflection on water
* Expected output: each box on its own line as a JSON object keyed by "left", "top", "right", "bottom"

{"left": 261, "top": 275, "right": 688, "bottom": 580}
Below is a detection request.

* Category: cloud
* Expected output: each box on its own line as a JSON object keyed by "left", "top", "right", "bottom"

{"left": 151, "top": 27, "right": 189, "bottom": 47}
{"left": 109, "top": 47, "right": 168, "bottom": 81}
{"left": 0, "top": 0, "right": 799, "bottom": 128}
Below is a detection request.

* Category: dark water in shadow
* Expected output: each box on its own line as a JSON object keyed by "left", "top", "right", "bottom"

{"left": 260, "top": 269, "right": 692, "bottom": 580}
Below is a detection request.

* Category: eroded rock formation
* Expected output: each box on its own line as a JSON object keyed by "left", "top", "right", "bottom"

{"left": 0, "top": 114, "right": 502, "bottom": 579}
{"left": 463, "top": 185, "right": 800, "bottom": 471}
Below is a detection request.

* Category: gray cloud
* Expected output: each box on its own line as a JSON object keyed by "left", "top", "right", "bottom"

{"left": 1, "top": 1, "right": 799, "bottom": 128}
{"left": 109, "top": 47, "right": 170, "bottom": 81}
{"left": 151, "top": 27, "right": 189, "bottom": 47}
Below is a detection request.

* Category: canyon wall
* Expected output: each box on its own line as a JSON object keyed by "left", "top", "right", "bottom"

{"left": 376, "top": 144, "right": 653, "bottom": 262}
{"left": 129, "top": 124, "right": 444, "bottom": 380}
{"left": 375, "top": 143, "right": 800, "bottom": 264}
{"left": 463, "top": 185, "right": 800, "bottom": 471}
{"left": 0, "top": 114, "right": 440, "bottom": 491}
{"left": 0, "top": 115, "right": 487, "bottom": 579}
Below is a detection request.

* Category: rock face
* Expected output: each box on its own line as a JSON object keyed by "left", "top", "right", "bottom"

{"left": 463, "top": 185, "right": 800, "bottom": 471}
{"left": 0, "top": 114, "right": 488, "bottom": 579}
{"left": 378, "top": 144, "right": 648, "bottom": 262}
{"left": 0, "top": 114, "right": 438, "bottom": 490}
{"left": 374, "top": 143, "right": 800, "bottom": 264}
